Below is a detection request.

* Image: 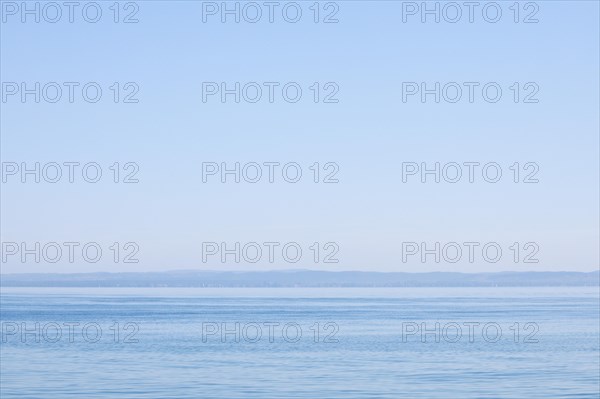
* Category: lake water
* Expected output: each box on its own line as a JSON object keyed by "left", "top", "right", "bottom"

{"left": 1, "top": 287, "right": 598, "bottom": 398}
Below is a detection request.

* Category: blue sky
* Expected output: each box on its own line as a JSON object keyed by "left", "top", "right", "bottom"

{"left": 1, "top": 1, "right": 598, "bottom": 273}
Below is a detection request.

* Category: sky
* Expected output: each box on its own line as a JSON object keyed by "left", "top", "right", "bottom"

{"left": 1, "top": 0, "right": 599, "bottom": 273}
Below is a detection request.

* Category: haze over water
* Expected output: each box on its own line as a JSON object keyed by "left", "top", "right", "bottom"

{"left": 1, "top": 0, "right": 599, "bottom": 397}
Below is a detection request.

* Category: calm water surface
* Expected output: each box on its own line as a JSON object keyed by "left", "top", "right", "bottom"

{"left": 1, "top": 287, "right": 598, "bottom": 398}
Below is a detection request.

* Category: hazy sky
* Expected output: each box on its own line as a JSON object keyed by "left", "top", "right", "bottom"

{"left": 1, "top": 1, "right": 598, "bottom": 273}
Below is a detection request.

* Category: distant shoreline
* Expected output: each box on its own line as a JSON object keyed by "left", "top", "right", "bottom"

{"left": 1, "top": 270, "right": 598, "bottom": 287}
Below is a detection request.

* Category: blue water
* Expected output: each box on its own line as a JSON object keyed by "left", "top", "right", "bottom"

{"left": 1, "top": 287, "right": 599, "bottom": 398}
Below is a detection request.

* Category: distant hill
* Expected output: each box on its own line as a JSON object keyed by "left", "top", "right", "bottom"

{"left": 1, "top": 270, "right": 598, "bottom": 287}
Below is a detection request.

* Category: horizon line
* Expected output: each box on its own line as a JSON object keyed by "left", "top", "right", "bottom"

{"left": 2, "top": 269, "right": 599, "bottom": 275}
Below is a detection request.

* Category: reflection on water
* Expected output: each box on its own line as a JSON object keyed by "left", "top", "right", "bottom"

{"left": 1, "top": 287, "right": 599, "bottom": 398}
